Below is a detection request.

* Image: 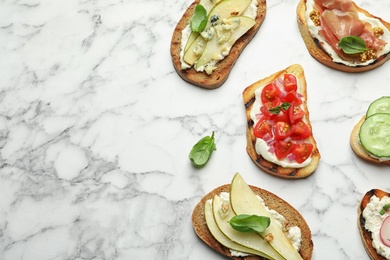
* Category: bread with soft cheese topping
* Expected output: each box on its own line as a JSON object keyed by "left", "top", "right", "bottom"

{"left": 170, "top": 0, "right": 266, "bottom": 89}
{"left": 192, "top": 184, "right": 313, "bottom": 259}
{"left": 296, "top": 0, "right": 390, "bottom": 72}
{"left": 242, "top": 64, "right": 320, "bottom": 179}
{"left": 358, "top": 189, "right": 390, "bottom": 260}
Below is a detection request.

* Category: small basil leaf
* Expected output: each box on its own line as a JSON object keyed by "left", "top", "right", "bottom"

{"left": 338, "top": 36, "right": 368, "bottom": 54}
{"left": 190, "top": 4, "right": 207, "bottom": 33}
{"left": 269, "top": 102, "right": 290, "bottom": 115}
{"left": 189, "top": 131, "right": 216, "bottom": 167}
{"left": 229, "top": 214, "right": 270, "bottom": 233}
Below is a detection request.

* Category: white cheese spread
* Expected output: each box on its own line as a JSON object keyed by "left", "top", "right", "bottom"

{"left": 305, "top": 0, "right": 390, "bottom": 66}
{"left": 362, "top": 195, "right": 390, "bottom": 259}
{"left": 249, "top": 81, "right": 312, "bottom": 168}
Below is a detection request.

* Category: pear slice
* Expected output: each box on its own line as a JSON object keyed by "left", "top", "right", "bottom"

{"left": 195, "top": 16, "right": 255, "bottom": 69}
{"left": 212, "top": 194, "right": 284, "bottom": 260}
{"left": 230, "top": 173, "right": 303, "bottom": 260}
{"left": 204, "top": 199, "right": 264, "bottom": 257}
{"left": 183, "top": 0, "right": 252, "bottom": 66}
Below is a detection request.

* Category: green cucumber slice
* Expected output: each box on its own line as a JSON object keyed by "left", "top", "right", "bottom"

{"left": 366, "top": 96, "right": 390, "bottom": 118}
{"left": 359, "top": 113, "right": 390, "bottom": 158}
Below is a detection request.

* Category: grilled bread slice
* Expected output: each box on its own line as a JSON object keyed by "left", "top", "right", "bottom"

{"left": 358, "top": 189, "right": 390, "bottom": 260}
{"left": 242, "top": 64, "right": 320, "bottom": 179}
{"left": 350, "top": 116, "right": 390, "bottom": 166}
{"left": 296, "top": 0, "right": 390, "bottom": 72}
{"left": 192, "top": 183, "right": 313, "bottom": 259}
{"left": 170, "top": 0, "right": 266, "bottom": 89}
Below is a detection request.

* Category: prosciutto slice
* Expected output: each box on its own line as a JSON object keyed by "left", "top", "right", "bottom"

{"left": 314, "top": 0, "right": 387, "bottom": 56}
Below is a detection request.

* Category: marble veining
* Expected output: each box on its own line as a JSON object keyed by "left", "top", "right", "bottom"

{"left": 0, "top": 0, "right": 390, "bottom": 259}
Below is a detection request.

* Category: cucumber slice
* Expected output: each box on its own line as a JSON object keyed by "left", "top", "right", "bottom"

{"left": 359, "top": 113, "right": 390, "bottom": 157}
{"left": 366, "top": 96, "right": 390, "bottom": 118}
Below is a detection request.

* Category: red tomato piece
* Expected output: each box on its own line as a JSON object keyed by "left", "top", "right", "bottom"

{"left": 284, "top": 74, "right": 297, "bottom": 92}
{"left": 260, "top": 98, "right": 281, "bottom": 118}
{"left": 282, "top": 92, "right": 302, "bottom": 105}
{"left": 292, "top": 143, "right": 313, "bottom": 163}
{"left": 288, "top": 102, "right": 306, "bottom": 124}
{"left": 274, "top": 121, "right": 295, "bottom": 140}
{"left": 274, "top": 140, "right": 296, "bottom": 160}
{"left": 291, "top": 120, "right": 311, "bottom": 140}
{"left": 261, "top": 83, "right": 282, "bottom": 103}
{"left": 253, "top": 117, "right": 273, "bottom": 139}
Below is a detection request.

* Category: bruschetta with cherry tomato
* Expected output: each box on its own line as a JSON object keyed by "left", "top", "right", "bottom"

{"left": 243, "top": 64, "right": 320, "bottom": 179}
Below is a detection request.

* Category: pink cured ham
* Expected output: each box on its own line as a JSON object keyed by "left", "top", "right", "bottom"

{"left": 314, "top": 0, "right": 387, "bottom": 55}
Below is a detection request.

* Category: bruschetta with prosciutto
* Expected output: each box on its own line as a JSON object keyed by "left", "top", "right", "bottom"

{"left": 297, "top": 0, "right": 390, "bottom": 72}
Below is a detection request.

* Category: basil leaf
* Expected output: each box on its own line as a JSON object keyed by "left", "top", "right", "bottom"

{"left": 269, "top": 102, "right": 291, "bottom": 115}
{"left": 190, "top": 4, "right": 207, "bottom": 32}
{"left": 229, "top": 214, "right": 270, "bottom": 233}
{"left": 189, "top": 131, "right": 216, "bottom": 167}
{"left": 338, "top": 36, "right": 368, "bottom": 54}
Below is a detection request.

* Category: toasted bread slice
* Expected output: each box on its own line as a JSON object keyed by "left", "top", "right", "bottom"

{"left": 242, "top": 64, "right": 320, "bottom": 179}
{"left": 296, "top": 0, "right": 390, "bottom": 72}
{"left": 192, "top": 183, "right": 313, "bottom": 259}
{"left": 350, "top": 116, "right": 390, "bottom": 165}
{"left": 358, "top": 189, "right": 390, "bottom": 260}
{"left": 170, "top": 0, "right": 266, "bottom": 89}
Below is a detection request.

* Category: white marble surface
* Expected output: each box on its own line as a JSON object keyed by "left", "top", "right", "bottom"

{"left": 0, "top": 0, "right": 390, "bottom": 259}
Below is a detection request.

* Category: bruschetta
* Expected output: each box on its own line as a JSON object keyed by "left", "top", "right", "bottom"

{"left": 350, "top": 96, "right": 390, "bottom": 165}
{"left": 297, "top": 0, "right": 390, "bottom": 72}
{"left": 242, "top": 64, "right": 320, "bottom": 179}
{"left": 192, "top": 173, "right": 313, "bottom": 259}
{"left": 358, "top": 189, "right": 390, "bottom": 260}
{"left": 171, "top": 0, "right": 266, "bottom": 89}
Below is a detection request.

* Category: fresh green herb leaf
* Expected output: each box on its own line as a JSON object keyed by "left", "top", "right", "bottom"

{"left": 189, "top": 131, "right": 216, "bottom": 167}
{"left": 338, "top": 36, "right": 368, "bottom": 54}
{"left": 229, "top": 214, "right": 270, "bottom": 233}
{"left": 380, "top": 204, "right": 390, "bottom": 215}
{"left": 269, "top": 102, "right": 291, "bottom": 115}
{"left": 190, "top": 4, "right": 207, "bottom": 32}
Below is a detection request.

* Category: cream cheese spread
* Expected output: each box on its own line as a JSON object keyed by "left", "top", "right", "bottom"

{"left": 305, "top": 0, "right": 390, "bottom": 67}
{"left": 362, "top": 195, "right": 390, "bottom": 259}
{"left": 249, "top": 80, "right": 312, "bottom": 168}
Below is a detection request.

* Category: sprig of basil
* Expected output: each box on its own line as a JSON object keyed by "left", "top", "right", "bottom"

{"left": 190, "top": 4, "right": 207, "bottom": 32}
{"left": 269, "top": 102, "right": 291, "bottom": 115}
{"left": 338, "top": 36, "right": 368, "bottom": 54}
{"left": 189, "top": 131, "right": 216, "bottom": 167}
{"left": 229, "top": 214, "right": 270, "bottom": 233}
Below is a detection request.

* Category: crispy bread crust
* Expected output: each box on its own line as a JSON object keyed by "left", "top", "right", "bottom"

{"left": 242, "top": 64, "right": 320, "bottom": 179}
{"left": 350, "top": 116, "right": 390, "bottom": 165}
{"left": 171, "top": 0, "right": 266, "bottom": 89}
{"left": 296, "top": 0, "right": 390, "bottom": 72}
{"left": 358, "top": 189, "right": 390, "bottom": 260}
{"left": 192, "top": 184, "right": 313, "bottom": 260}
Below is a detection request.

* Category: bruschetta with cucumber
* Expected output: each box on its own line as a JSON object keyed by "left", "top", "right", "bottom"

{"left": 350, "top": 96, "right": 390, "bottom": 165}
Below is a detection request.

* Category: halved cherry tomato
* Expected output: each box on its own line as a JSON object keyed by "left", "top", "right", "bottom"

{"left": 261, "top": 83, "right": 282, "bottom": 103}
{"left": 260, "top": 98, "right": 281, "bottom": 118}
{"left": 282, "top": 92, "right": 302, "bottom": 105}
{"left": 288, "top": 102, "right": 305, "bottom": 123}
{"left": 274, "top": 121, "right": 295, "bottom": 140}
{"left": 274, "top": 140, "right": 296, "bottom": 160}
{"left": 284, "top": 74, "right": 297, "bottom": 92}
{"left": 253, "top": 117, "right": 273, "bottom": 139}
{"left": 292, "top": 143, "right": 313, "bottom": 163}
{"left": 271, "top": 110, "right": 289, "bottom": 123}
{"left": 291, "top": 120, "right": 311, "bottom": 140}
